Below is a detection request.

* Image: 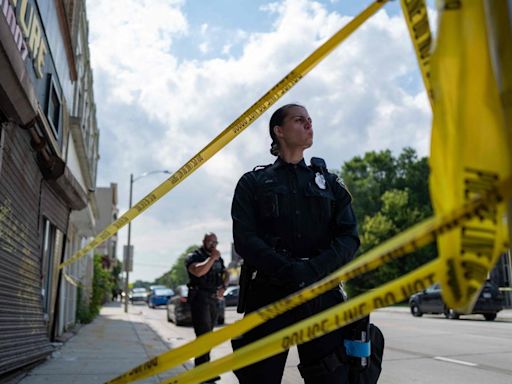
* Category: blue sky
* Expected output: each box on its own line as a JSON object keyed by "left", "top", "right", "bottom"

{"left": 87, "top": 0, "right": 435, "bottom": 282}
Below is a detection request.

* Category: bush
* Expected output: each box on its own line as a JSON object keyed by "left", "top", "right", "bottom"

{"left": 76, "top": 254, "right": 114, "bottom": 323}
{"left": 76, "top": 285, "right": 95, "bottom": 324}
{"left": 91, "top": 254, "right": 114, "bottom": 310}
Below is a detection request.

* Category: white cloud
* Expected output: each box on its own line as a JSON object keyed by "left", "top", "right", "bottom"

{"left": 222, "top": 44, "right": 231, "bottom": 55}
{"left": 88, "top": 0, "right": 433, "bottom": 282}
{"left": 199, "top": 41, "right": 210, "bottom": 54}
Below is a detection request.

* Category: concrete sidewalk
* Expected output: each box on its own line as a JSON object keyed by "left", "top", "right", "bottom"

{"left": 15, "top": 302, "right": 187, "bottom": 384}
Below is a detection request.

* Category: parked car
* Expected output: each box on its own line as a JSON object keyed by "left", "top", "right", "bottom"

{"left": 129, "top": 287, "right": 148, "bottom": 303}
{"left": 148, "top": 287, "right": 174, "bottom": 308}
{"left": 167, "top": 285, "right": 225, "bottom": 326}
{"left": 223, "top": 286, "right": 240, "bottom": 307}
{"left": 409, "top": 280, "right": 504, "bottom": 321}
{"left": 149, "top": 284, "right": 167, "bottom": 291}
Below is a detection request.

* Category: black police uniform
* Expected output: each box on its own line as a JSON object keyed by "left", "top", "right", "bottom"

{"left": 231, "top": 157, "right": 360, "bottom": 384}
{"left": 185, "top": 247, "right": 226, "bottom": 366}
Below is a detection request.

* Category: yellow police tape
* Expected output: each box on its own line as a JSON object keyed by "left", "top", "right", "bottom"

{"left": 105, "top": 175, "right": 512, "bottom": 384}
{"left": 158, "top": 261, "right": 438, "bottom": 384}
{"left": 162, "top": 261, "right": 440, "bottom": 384}
{"left": 429, "top": 0, "right": 511, "bottom": 313}
{"left": 400, "top": 0, "right": 433, "bottom": 107}
{"left": 106, "top": 2, "right": 510, "bottom": 381}
{"left": 59, "top": 0, "right": 389, "bottom": 270}
{"left": 62, "top": 271, "right": 79, "bottom": 287}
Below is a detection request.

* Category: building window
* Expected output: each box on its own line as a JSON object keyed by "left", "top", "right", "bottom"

{"left": 41, "top": 219, "right": 64, "bottom": 320}
{"left": 46, "top": 74, "right": 62, "bottom": 139}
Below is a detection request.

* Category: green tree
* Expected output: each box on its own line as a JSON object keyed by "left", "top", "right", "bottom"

{"left": 111, "top": 261, "right": 123, "bottom": 291}
{"left": 154, "top": 245, "right": 199, "bottom": 289}
{"left": 340, "top": 148, "right": 437, "bottom": 295}
{"left": 340, "top": 149, "right": 397, "bottom": 224}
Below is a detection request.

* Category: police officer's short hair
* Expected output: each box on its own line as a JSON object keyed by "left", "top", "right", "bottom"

{"left": 203, "top": 232, "right": 216, "bottom": 240}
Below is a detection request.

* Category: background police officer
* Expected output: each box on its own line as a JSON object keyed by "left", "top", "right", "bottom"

{"left": 231, "top": 104, "right": 360, "bottom": 383}
{"left": 185, "top": 232, "right": 227, "bottom": 380}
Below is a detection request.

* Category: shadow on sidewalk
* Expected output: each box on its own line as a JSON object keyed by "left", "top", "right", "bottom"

{"left": 13, "top": 303, "right": 188, "bottom": 384}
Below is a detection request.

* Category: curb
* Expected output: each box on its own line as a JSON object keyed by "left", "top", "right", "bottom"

{"left": 376, "top": 305, "right": 512, "bottom": 319}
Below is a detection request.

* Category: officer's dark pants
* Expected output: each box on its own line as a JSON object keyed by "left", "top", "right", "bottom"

{"left": 189, "top": 289, "right": 218, "bottom": 366}
{"left": 232, "top": 280, "right": 349, "bottom": 384}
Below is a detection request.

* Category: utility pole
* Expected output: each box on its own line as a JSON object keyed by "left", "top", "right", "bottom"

{"left": 124, "top": 173, "right": 133, "bottom": 313}
{"left": 123, "top": 170, "right": 170, "bottom": 313}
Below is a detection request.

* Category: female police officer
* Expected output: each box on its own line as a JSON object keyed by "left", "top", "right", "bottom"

{"left": 231, "top": 104, "right": 360, "bottom": 383}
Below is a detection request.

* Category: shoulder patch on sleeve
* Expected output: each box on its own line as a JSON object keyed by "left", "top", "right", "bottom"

{"left": 336, "top": 176, "right": 347, "bottom": 189}
{"left": 335, "top": 176, "right": 352, "bottom": 198}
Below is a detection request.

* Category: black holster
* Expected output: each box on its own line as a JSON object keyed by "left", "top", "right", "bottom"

{"left": 298, "top": 317, "right": 384, "bottom": 384}
{"left": 237, "top": 263, "right": 255, "bottom": 313}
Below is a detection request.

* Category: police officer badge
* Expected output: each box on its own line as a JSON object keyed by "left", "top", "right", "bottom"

{"left": 315, "top": 172, "right": 326, "bottom": 189}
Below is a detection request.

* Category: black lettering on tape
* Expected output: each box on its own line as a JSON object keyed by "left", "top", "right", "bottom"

{"left": 373, "top": 291, "right": 396, "bottom": 309}
{"left": 403, "top": 0, "right": 431, "bottom": 61}
{"left": 411, "top": 8, "right": 429, "bottom": 39}
{"left": 259, "top": 281, "right": 337, "bottom": 321}
{"left": 344, "top": 263, "right": 371, "bottom": 280}
{"left": 444, "top": 0, "right": 461, "bottom": 10}
{"left": 343, "top": 302, "right": 368, "bottom": 323}
{"left": 281, "top": 319, "right": 329, "bottom": 350}
{"left": 423, "top": 271, "right": 436, "bottom": 286}
{"left": 461, "top": 226, "right": 495, "bottom": 261}
{"left": 129, "top": 357, "right": 158, "bottom": 376}
{"left": 464, "top": 168, "right": 499, "bottom": 200}
{"left": 403, "top": 0, "right": 423, "bottom": 15}
{"left": 261, "top": 298, "right": 289, "bottom": 319}
{"left": 134, "top": 195, "right": 157, "bottom": 213}
{"left": 400, "top": 272, "right": 436, "bottom": 298}
{"left": 258, "top": 296, "right": 295, "bottom": 321}
{"left": 465, "top": 285, "right": 478, "bottom": 301}
{"left": 113, "top": 217, "right": 129, "bottom": 229}
{"left": 462, "top": 260, "right": 488, "bottom": 281}
{"left": 473, "top": 205, "right": 498, "bottom": 223}
{"left": 309, "top": 280, "right": 338, "bottom": 297}
{"left": 100, "top": 230, "right": 111, "bottom": 240}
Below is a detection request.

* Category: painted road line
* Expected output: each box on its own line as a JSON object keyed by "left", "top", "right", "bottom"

{"left": 434, "top": 357, "right": 478, "bottom": 367}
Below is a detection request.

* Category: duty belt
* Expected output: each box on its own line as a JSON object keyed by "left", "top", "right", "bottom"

{"left": 188, "top": 286, "right": 218, "bottom": 298}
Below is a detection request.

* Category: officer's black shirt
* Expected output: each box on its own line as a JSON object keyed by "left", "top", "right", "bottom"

{"left": 185, "top": 247, "right": 225, "bottom": 294}
{"left": 231, "top": 157, "right": 359, "bottom": 286}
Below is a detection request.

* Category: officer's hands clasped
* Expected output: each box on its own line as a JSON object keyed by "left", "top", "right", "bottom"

{"left": 278, "top": 259, "right": 318, "bottom": 290}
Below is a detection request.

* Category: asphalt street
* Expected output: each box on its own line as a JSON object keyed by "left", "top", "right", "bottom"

{"left": 16, "top": 302, "right": 512, "bottom": 384}
{"left": 139, "top": 302, "right": 512, "bottom": 384}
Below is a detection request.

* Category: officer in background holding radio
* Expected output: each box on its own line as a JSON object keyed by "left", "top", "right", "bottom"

{"left": 186, "top": 232, "right": 228, "bottom": 382}
{"left": 231, "top": 104, "right": 361, "bottom": 383}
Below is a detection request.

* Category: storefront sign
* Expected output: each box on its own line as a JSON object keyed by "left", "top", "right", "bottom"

{"left": 1, "top": 0, "right": 47, "bottom": 78}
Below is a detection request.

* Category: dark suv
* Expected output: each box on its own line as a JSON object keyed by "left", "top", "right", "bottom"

{"left": 409, "top": 280, "right": 503, "bottom": 321}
